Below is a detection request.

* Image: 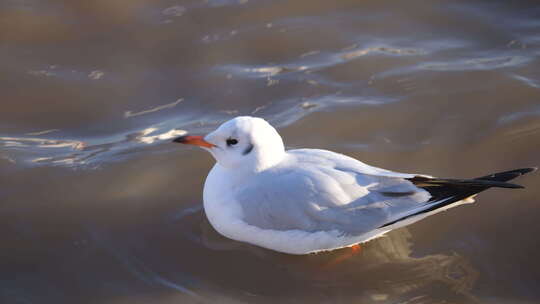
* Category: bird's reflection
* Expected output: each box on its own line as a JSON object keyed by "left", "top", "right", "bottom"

{"left": 186, "top": 208, "right": 481, "bottom": 303}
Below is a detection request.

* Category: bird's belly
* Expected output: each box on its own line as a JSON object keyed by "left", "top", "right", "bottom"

{"left": 202, "top": 195, "right": 384, "bottom": 254}
{"left": 202, "top": 166, "right": 391, "bottom": 254}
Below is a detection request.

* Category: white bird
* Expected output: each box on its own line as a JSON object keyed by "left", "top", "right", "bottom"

{"left": 173, "top": 116, "right": 534, "bottom": 255}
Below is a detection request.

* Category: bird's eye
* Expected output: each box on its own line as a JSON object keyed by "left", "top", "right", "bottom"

{"left": 226, "top": 138, "right": 238, "bottom": 146}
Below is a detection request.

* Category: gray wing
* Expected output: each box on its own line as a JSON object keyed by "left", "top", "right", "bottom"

{"left": 235, "top": 149, "right": 431, "bottom": 235}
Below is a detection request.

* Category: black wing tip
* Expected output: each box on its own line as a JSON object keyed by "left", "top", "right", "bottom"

{"left": 506, "top": 167, "right": 537, "bottom": 175}
{"left": 380, "top": 167, "right": 534, "bottom": 229}
{"left": 508, "top": 167, "right": 537, "bottom": 189}
{"left": 475, "top": 167, "right": 536, "bottom": 188}
{"left": 524, "top": 167, "right": 537, "bottom": 174}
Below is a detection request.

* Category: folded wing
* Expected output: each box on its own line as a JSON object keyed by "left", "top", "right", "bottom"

{"left": 236, "top": 149, "right": 432, "bottom": 235}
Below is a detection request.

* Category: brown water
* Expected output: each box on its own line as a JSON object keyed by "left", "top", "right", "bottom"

{"left": 1, "top": 0, "right": 540, "bottom": 303}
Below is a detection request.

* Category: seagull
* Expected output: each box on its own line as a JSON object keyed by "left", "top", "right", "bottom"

{"left": 173, "top": 116, "right": 534, "bottom": 255}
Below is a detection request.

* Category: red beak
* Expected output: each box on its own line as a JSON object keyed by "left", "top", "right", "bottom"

{"left": 172, "top": 135, "right": 215, "bottom": 148}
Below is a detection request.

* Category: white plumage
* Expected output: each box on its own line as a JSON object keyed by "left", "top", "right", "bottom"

{"left": 173, "top": 116, "right": 533, "bottom": 254}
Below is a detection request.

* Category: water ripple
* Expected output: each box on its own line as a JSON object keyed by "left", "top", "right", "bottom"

{"left": 1, "top": 93, "right": 399, "bottom": 167}
{"left": 86, "top": 227, "right": 202, "bottom": 300}
{"left": 376, "top": 54, "right": 533, "bottom": 80}
{"left": 498, "top": 105, "right": 540, "bottom": 125}
{"left": 124, "top": 99, "right": 183, "bottom": 118}
{"left": 27, "top": 65, "right": 108, "bottom": 82}
{"left": 218, "top": 37, "right": 473, "bottom": 90}
{"left": 340, "top": 46, "right": 422, "bottom": 60}
{"left": 0, "top": 127, "right": 187, "bottom": 167}
{"left": 511, "top": 74, "right": 540, "bottom": 89}
{"left": 418, "top": 55, "right": 530, "bottom": 71}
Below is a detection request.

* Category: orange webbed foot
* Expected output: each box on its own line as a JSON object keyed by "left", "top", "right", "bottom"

{"left": 320, "top": 244, "right": 363, "bottom": 269}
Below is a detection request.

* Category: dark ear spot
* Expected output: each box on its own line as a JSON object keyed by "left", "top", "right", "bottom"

{"left": 242, "top": 143, "right": 254, "bottom": 155}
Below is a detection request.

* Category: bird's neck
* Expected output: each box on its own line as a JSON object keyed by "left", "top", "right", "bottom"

{"left": 251, "top": 146, "right": 286, "bottom": 172}
{"left": 217, "top": 150, "right": 286, "bottom": 186}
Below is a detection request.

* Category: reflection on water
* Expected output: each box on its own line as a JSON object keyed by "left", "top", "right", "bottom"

{"left": 80, "top": 207, "right": 482, "bottom": 304}
{"left": 197, "top": 220, "right": 481, "bottom": 303}
{"left": 1, "top": 0, "right": 540, "bottom": 303}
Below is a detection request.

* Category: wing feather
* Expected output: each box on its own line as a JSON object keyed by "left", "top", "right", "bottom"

{"left": 235, "top": 149, "right": 431, "bottom": 235}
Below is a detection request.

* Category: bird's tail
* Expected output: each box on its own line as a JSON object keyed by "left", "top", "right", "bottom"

{"left": 379, "top": 167, "right": 536, "bottom": 228}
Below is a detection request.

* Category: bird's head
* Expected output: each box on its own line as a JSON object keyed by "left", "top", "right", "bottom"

{"left": 173, "top": 116, "right": 285, "bottom": 171}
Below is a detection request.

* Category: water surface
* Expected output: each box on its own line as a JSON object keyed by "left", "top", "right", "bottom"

{"left": 1, "top": 0, "right": 540, "bottom": 303}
